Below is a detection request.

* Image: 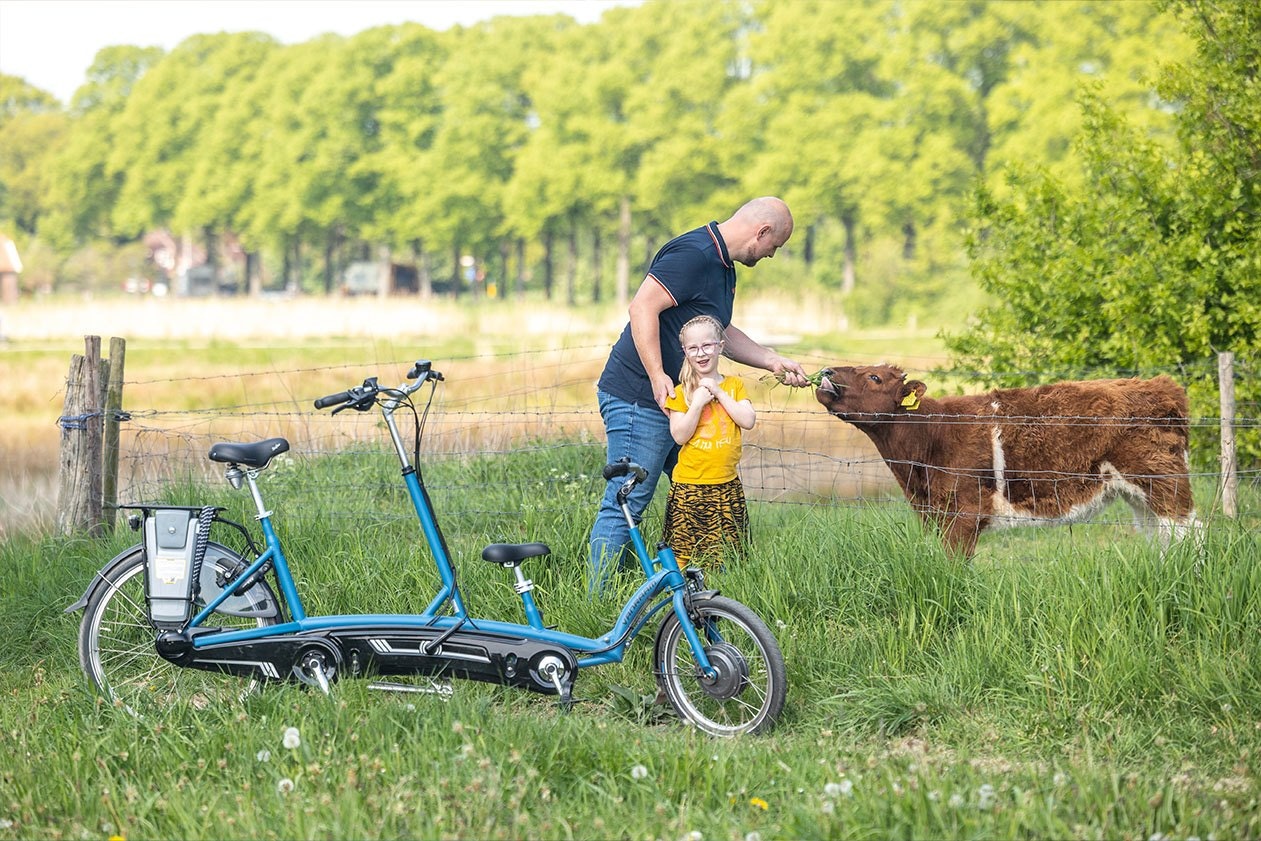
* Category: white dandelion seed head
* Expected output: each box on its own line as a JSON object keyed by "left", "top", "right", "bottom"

{"left": 821, "top": 800, "right": 835, "bottom": 814}
{"left": 949, "top": 793, "right": 965, "bottom": 809}
{"left": 684, "top": 831, "right": 703, "bottom": 841}
{"left": 256, "top": 749, "right": 271, "bottom": 763}
{"left": 277, "top": 777, "right": 295, "bottom": 794}
{"left": 631, "top": 764, "right": 649, "bottom": 780}
{"left": 282, "top": 727, "right": 301, "bottom": 750}
{"left": 1053, "top": 772, "right": 1068, "bottom": 787}
{"left": 745, "top": 833, "right": 762, "bottom": 841}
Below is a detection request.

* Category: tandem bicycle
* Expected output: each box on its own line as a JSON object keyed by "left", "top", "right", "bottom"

{"left": 68, "top": 360, "right": 787, "bottom": 735}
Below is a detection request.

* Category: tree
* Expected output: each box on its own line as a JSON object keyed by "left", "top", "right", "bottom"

{"left": 946, "top": 0, "right": 1261, "bottom": 463}
{"left": 0, "top": 76, "right": 67, "bottom": 235}
{"left": 39, "top": 46, "right": 163, "bottom": 248}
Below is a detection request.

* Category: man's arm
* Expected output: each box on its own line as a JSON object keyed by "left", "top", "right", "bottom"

{"left": 723, "top": 324, "right": 808, "bottom": 387}
{"left": 628, "top": 277, "right": 678, "bottom": 410}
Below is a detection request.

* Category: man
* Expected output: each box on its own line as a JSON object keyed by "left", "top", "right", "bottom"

{"left": 588, "top": 196, "right": 808, "bottom": 594}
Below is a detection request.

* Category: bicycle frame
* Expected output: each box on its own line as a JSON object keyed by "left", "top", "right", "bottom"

{"left": 174, "top": 364, "right": 717, "bottom": 693}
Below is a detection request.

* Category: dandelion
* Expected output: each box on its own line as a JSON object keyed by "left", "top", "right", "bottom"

{"left": 282, "top": 727, "right": 301, "bottom": 750}
{"left": 948, "top": 793, "right": 965, "bottom": 809}
{"left": 277, "top": 778, "right": 295, "bottom": 794}
{"left": 684, "top": 832, "right": 703, "bottom": 841}
{"left": 1053, "top": 772, "right": 1068, "bottom": 787}
{"left": 631, "top": 764, "right": 649, "bottom": 780}
{"left": 821, "top": 801, "right": 835, "bottom": 815}
{"left": 745, "top": 833, "right": 763, "bottom": 841}
{"left": 928, "top": 790, "right": 941, "bottom": 801}
{"left": 825, "top": 779, "right": 854, "bottom": 798}
{"left": 256, "top": 750, "right": 271, "bottom": 763}
{"left": 0, "top": 820, "right": 13, "bottom": 830}
{"left": 977, "top": 783, "right": 997, "bottom": 810}
{"left": 107, "top": 836, "right": 125, "bottom": 841}
{"left": 750, "top": 797, "right": 769, "bottom": 811}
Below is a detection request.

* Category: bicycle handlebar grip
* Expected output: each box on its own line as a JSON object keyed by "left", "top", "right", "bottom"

{"left": 314, "top": 391, "right": 351, "bottom": 410}
{"left": 602, "top": 459, "right": 647, "bottom": 482}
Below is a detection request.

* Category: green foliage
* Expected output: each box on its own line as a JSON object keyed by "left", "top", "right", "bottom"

{"left": 946, "top": 0, "right": 1261, "bottom": 465}
{"left": 2, "top": 1, "right": 1205, "bottom": 322}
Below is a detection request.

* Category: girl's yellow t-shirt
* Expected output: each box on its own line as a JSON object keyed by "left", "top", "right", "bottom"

{"left": 664, "top": 375, "right": 748, "bottom": 484}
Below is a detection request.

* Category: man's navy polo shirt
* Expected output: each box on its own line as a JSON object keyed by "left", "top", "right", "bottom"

{"left": 597, "top": 221, "right": 737, "bottom": 407}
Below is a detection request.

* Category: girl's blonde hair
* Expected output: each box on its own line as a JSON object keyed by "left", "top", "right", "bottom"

{"left": 677, "top": 314, "right": 726, "bottom": 401}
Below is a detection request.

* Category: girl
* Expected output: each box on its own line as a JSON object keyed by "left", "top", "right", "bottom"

{"left": 661, "top": 315, "right": 756, "bottom": 570}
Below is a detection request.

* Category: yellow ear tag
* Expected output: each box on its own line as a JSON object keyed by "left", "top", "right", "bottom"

{"left": 900, "top": 392, "right": 920, "bottom": 411}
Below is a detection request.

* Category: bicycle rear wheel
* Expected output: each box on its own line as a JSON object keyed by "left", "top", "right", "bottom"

{"left": 653, "top": 595, "right": 786, "bottom": 736}
{"left": 78, "top": 546, "right": 281, "bottom": 716}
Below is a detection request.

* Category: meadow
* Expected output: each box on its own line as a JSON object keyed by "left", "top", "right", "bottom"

{"left": 2, "top": 296, "right": 1258, "bottom": 839}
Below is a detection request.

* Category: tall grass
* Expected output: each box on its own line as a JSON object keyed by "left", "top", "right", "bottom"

{"left": 2, "top": 443, "right": 1259, "bottom": 839}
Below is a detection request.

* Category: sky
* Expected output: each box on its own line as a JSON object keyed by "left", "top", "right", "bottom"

{"left": 0, "top": 0, "right": 638, "bottom": 104}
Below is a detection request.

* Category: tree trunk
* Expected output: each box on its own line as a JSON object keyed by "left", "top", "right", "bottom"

{"left": 616, "top": 195, "right": 631, "bottom": 307}
{"left": 542, "top": 230, "right": 554, "bottom": 301}
{"left": 246, "top": 251, "right": 262, "bottom": 297}
{"left": 515, "top": 237, "right": 526, "bottom": 299}
{"left": 841, "top": 213, "right": 857, "bottom": 295}
{"left": 413, "top": 238, "right": 432, "bottom": 299}
{"left": 592, "top": 226, "right": 603, "bottom": 304}
{"left": 566, "top": 217, "right": 578, "bottom": 306}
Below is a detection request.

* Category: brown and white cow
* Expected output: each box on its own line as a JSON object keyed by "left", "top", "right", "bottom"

{"left": 814, "top": 364, "right": 1198, "bottom": 556}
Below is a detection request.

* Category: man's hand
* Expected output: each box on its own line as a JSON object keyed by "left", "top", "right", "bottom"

{"left": 768, "top": 355, "right": 809, "bottom": 388}
{"left": 651, "top": 371, "right": 676, "bottom": 411}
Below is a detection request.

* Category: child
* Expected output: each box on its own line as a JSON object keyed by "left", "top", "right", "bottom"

{"left": 661, "top": 315, "right": 756, "bottom": 570}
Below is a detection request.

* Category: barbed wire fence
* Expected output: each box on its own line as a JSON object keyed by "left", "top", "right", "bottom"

{"left": 46, "top": 338, "right": 1261, "bottom": 545}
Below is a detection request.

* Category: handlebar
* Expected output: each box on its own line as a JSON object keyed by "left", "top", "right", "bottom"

{"left": 313, "top": 360, "right": 443, "bottom": 413}
{"left": 602, "top": 458, "right": 647, "bottom": 483}
{"left": 313, "top": 390, "right": 351, "bottom": 410}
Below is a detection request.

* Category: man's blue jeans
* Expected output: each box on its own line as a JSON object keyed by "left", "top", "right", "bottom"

{"left": 588, "top": 390, "right": 677, "bottom": 596}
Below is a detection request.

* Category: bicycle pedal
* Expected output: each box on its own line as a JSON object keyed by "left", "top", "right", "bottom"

{"left": 367, "top": 678, "right": 454, "bottom": 700}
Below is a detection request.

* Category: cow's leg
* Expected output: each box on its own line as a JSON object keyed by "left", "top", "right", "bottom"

{"left": 939, "top": 512, "right": 983, "bottom": 557}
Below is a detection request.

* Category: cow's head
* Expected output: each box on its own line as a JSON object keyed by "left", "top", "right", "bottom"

{"left": 814, "top": 364, "right": 928, "bottom": 422}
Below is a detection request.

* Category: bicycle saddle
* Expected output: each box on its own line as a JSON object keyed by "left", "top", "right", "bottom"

{"left": 482, "top": 542, "right": 551, "bottom": 568}
{"left": 208, "top": 438, "right": 291, "bottom": 468}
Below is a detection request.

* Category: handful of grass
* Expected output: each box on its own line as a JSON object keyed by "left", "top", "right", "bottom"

{"left": 763, "top": 370, "right": 828, "bottom": 388}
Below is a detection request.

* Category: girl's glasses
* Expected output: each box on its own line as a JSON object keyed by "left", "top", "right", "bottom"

{"left": 684, "top": 341, "right": 723, "bottom": 358}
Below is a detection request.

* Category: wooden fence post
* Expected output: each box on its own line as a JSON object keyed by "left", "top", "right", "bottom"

{"left": 56, "top": 336, "right": 104, "bottom": 536}
{"left": 1218, "top": 351, "right": 1238, "bottom": 519}
{"left": 102, "top": 337, "right": 127, "bottom": 532}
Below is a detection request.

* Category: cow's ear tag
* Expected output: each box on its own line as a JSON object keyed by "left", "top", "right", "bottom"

{"left": 900, "top": 392, "right": 920, "bottom": 411}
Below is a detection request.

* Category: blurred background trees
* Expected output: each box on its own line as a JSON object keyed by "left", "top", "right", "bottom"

{"left": 0, "top": 0, "right": 1250, "bottom": 349}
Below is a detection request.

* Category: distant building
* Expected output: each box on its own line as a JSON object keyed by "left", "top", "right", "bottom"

{"left": 0, "top": 234, "right": 22, "bottom": 306}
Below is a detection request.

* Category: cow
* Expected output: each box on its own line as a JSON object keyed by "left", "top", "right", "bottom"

{"left": 813, "top": 364, "right": 1198, "bottom": 557}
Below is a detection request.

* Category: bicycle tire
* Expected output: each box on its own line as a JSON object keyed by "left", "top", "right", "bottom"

{"left": 78, "top": 545, "right": 281, "bottom": 716}
{"left": 653, "top": 595, "right": 786, "bottom": 736}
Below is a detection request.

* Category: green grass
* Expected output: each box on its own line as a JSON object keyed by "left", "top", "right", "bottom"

{"left": 3, "top": 441, "right": 1260, "bottom": 840}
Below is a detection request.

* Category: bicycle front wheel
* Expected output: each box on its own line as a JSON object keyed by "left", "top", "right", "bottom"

{"left": 78, "top": 547, "right": 281, "bottom": 716}
{"left": 653, "top": 595, "right": 786, "bottom": 736}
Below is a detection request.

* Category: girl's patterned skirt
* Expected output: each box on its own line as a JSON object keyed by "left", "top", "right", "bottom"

{"left": 661, "top": 477, "right": 749, "bottom": 570}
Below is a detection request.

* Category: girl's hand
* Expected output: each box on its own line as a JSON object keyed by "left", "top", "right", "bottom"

{"left": 690, "top": 384, "right": 714, "bottom": 405}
